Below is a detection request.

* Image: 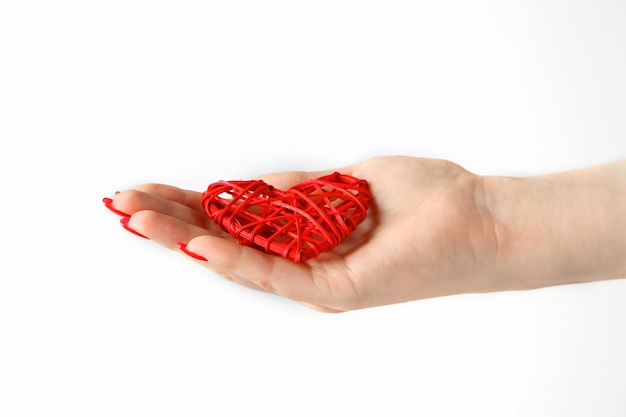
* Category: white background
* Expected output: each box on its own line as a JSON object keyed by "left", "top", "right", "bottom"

{"left": 1, "top": 1, "right": 625, "bottom": 416}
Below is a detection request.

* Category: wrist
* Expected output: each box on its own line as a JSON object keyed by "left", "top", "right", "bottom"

{"left": 482, "top": 162, "right": 626, "bottom": 291}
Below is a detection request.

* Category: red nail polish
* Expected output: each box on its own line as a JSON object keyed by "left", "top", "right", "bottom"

{"left": 120, "top": 216, "right": 149, "bottom": 239}
{"left": 103, "top": 197, "right": 129, "bottom": 216}
{"left": 177, "top": 242, "right": 207, "bottom": 261}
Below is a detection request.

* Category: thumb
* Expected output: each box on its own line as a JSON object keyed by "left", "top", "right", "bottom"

{"left": 255, "top": 166, "right": 357, "bottom": 190}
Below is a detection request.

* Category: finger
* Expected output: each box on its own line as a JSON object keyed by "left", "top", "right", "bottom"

{"left": 179, "top": 240, "right": 287, "bottom": 294}
{"left": 221, "top": 272, "right": 271, "bottom": 293}
{"left": 254, "top": 165, "right": 357, "bottom": 190}
{"left": 298, "top": 302, "right": 344, "bottom": 313}
{"left": 122, "top": 209, "right": 274, "bottom": 294}
{"left": 113, "top": 189, "right": 221, "bottom": 233}
{"left": 185, "top": 235, "right": 342, "bottom": 309}
{"left": 125, "top": 210, "right": 215, "bottom": 250}
{"left": 133, "top": 183, "right": 205, "bottom": 211}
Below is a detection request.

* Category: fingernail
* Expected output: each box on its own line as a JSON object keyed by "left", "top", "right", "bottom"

{"left": 120, "top": 216, "right": 149, "bottom": 239}
{"left": 103, "top": 196, "right": 129, "bottom": 216}
{"left": 177, "top": 242, "right": 207, "bottom": 261}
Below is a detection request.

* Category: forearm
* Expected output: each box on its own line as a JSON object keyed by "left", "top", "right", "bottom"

{"left": 484, "top": 160, "right": 626, "bottom": 291}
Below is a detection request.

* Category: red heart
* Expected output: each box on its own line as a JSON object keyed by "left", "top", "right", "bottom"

{"left": 201, "top": 172, "right": 371, "bottom": 262}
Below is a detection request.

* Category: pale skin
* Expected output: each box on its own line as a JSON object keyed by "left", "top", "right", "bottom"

{"left": 105, "top": 156, "right": 626, "bottom": 312}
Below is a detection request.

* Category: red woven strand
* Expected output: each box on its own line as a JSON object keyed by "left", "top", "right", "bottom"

{"left": 201, "top": 172, "right": 371, "bottom": 262}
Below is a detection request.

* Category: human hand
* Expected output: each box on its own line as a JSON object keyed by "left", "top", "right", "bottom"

{"left": 104, "top": 156, "right": 502, "bottom": 312}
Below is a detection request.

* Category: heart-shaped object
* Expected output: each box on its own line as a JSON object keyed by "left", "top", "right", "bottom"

{"left": 201, "top": 172, "right": 371, "bottom": 262}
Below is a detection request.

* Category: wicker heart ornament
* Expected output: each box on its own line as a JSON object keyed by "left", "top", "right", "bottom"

{"left": 201, "top": 172, "right": 371, "bottom": 262}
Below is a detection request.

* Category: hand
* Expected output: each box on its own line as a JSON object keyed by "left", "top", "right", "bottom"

{"left": 105, "top": 156, "right": 502, "bottom": 312}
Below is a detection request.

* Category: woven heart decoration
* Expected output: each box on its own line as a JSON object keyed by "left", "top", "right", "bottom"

{"left": 201, "top": 172, "right": 371, "bottom": 262}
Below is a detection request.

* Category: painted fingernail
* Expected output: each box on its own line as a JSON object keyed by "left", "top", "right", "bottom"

{"left": 177, "top": 242, "right": 207, "bottom": 261}
{"left": 103, "top": 196, "right": 129, "bottom": 216}
{"left": 120, "top": 216, "right": 149, "bottom": 239}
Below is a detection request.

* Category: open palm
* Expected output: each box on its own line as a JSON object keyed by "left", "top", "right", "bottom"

{"left": 105, "top": 156, "right": 497, "bottom": 312}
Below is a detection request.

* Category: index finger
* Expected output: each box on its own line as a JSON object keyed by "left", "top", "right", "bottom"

{"left": 133, "top": 183, "right": 205, "bottom": 212}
